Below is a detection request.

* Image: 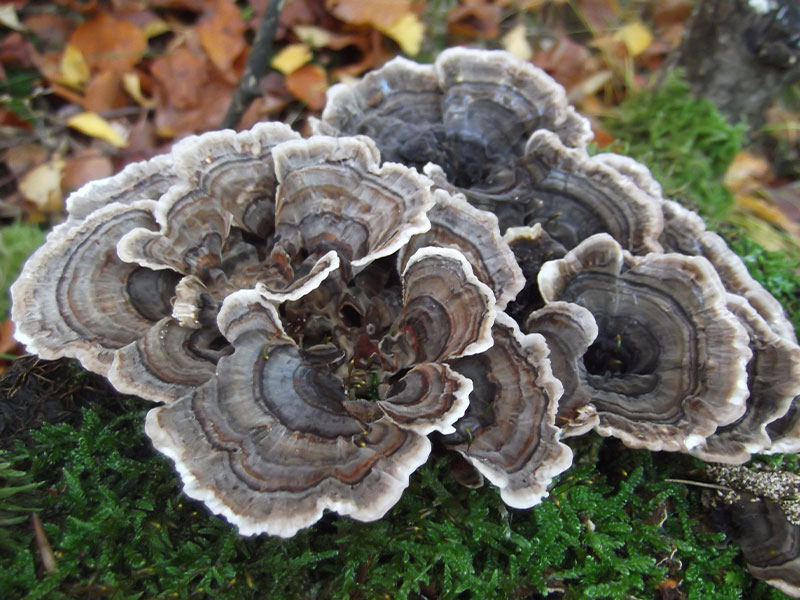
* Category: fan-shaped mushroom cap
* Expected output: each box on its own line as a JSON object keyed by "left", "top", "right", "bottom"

{"left": 60, "top": 153, "right": 176, "bottom": 232}
{"left": 767, "top": 400, "right": 800, "bottom": 455}
{"left": 382, "top": 247, "right": 496, "bottom": 368}
{"left": 515, "top": 131, "right": 664, "bottom": 252}
{"left": 10, "top": 201, "right": 178, "bottom": 375}
{"left": 272, "top": 135, "right": 434, "bottom": 267}
{"left": 525, "top": 301, "right": 599, "bottom": 437}
{"left": 538, "top": 234, "right": 752, "bottom": 451}
{"left": 316, "top": 49, "right": 591, "bottom": 172}
{"left": 716, "top": 494, "right": 800, "bottom": 598}
{"left": 690, "top": 294, "right": 800, "bottom": 463}
{"left": 661, "top": 200, "right": 796, "bottom": 343}
{"left": 398, "top": 189, "right": 524, "bottom": 310}
{"left": 709, "top": 466, "right": 800, "bottom": 598}
{"left": 146, "top": 291, "right": 431, "bottom": 537}
{"left": 108, "top": 317, "right": 228, "bottom": 403}
{"left": 171, "top": 122, "right": 300, "bottom": 238}
{"left": 377, "top": 363, "right": 472, "bottom": 435}
{"left": 444, "top": 312, "right": 572, "bottom": 508}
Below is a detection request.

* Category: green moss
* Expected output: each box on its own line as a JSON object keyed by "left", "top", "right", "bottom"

{"left": 606, "top": 73, "right": 745, "bottom": 219}
{"left": 0, "top": 400, "right": 780, "bottom": 599}
{"left": 0, "top": 223, "right": 46, "bottom": 321}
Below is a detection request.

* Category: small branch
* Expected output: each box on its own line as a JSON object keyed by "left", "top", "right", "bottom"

{"left": 221, "top": 0, "right": 286, "bottom": 130}
{"left": 664, "top": 478, "right": 733, "bottom": 492}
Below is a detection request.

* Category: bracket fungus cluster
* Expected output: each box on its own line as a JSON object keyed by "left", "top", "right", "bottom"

{"left": 10, "top": 48, "right": 800, "bottom": 553}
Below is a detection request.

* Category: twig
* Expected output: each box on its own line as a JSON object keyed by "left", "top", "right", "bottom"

{"left": 220, "top": 0, "right": 286, "bottom": 130}
{"left": 663, "top": 478, "right": 733, "bottom": 492}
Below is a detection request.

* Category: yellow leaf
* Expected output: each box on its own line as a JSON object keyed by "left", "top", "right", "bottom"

{"left": 501, "top": 24, "right": 532, "bottom": 61}
{"left": 0, "top": 5, "right": 24, "bottom": 31}
{"left": 271, "top": 43, "right": 313, "bottom": 75}
{"left": 142, "top": 18, "right": 170, "bottom": 39}
{"left": 293, "top": 25, "right": 334, "bottom": 48}
{"left": 19, "top": 160, "right": 66, "bottom": 213}
{"left": 614, "top": 21, "right": 653, "bottom": 57}
{"left": 122, "top": 72, "right": 155, "bottom": 108}
{"left": 67, "top": 112, "right": 127, "bottom": 148}
{"left": 378, "top": 13, "right": 425, "bottom": 57}
{"left": 59, "top": 44, "right": 90, "bottom": 91}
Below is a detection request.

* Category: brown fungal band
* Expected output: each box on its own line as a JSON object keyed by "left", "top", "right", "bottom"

{"left": 11, "top": 48, "right": 800, "bottom": 551}
{"left": 538, "top": 233, "right": 752, "bottom": 451}
{"left": 12, "top": 115, "right": 575, "bottom": 536}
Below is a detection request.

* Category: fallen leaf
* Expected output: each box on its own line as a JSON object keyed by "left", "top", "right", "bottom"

{"left": 724, "top": 151, "right": 773, "bottom": 195}
{"left": 614, "top": 21, "right": 653, "bottom": 57}
{"left": 0, "top": 108, "right": 32, "bottom": 130}
{"left": 122, "top": 72, "right": 155, "bottom": 107}
{"left": 118, "top": 9, "right": 171, "bottom": 38}
{"left": 293, "top": 25, "right": 335, "bottom": 48}
{"left": 0, "top": 32, "right": 37, "bottom": 68}
{"left": 326, "top": 0, "right": 413, "bottom": 29}
{"left": 501, "top": 24, "right": 533, "bottom": 61}
{"left": 448, "top": 2, "right": 503, "bottom": 40}
{"left": 592, "top": 127, "right": 615, "bottom": 148}
{"left": 653, "top": 0, "right": 692, "bottom": 28}
{"left": 378, "top": 12, "right": 424, "bottom": 56}
{"left": 69, "top": 12, "right": 147, "bottom": 73}
{"left": 67, "top": 112, "right": 128, "bottom": 148}
{"left": 59, "top": 44, "right": 90, "bottom": 90}
{"left": 150, "top": 47, "right": 208, "bottom": 109}
{"left": 154, "top": 73, "right": 233, "bottom": 138}
{"left": 19, "top": 159, "right": 66, "bottom": 213}
{"left": 197, "top": 0, "right": 246, "bottom": 78}
{"left": 23, "top": 13, "right": 74, "bottom": 47}
{"left": 61, "top": 148, "right": 114, "bottom": 192}
{"left": 271, "top": 43, "right": 313, "bottom": 75}
{"left": 83, "top": 70, "right": 125, "bottom": 113}
{"left": 285, "top": 63, "right": 328, "bottom": 110}
{"left": 576, "top": 0, "right": 621, "bottom": 32}
{"left": 0, "top": 5, "right": 24, "bottom": 31}
{"left": 0, "top": 320, "right": 19, "bottom": 357}
{"left": 533, "top": 33, "right": 596, "bottom": 92}
{"left": 4, "top": 143, "right": 48, "bottom": 176}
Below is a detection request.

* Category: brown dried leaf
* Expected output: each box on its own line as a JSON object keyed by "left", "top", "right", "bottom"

{"left": 327, "top": 0, "right": 413, "bottom": 29}
{"left": 150, "top": 47, "right": 208, "bottom": 110}
{"left": 285, "top": 63, "right": 328, "bottom": 110}
{"left": 448, "top": 1, "right": 503, "bottom": 40}
{"left": 197, "top": 0, "right": 246, "bottom": 79}
{"left": 61, "top": 148, "right": 114, "bottom": 192}
{"left": 724, "top": 151, "right": 773, "bottom": 195}
{"left": 23, "top": 13, "right": 74, "bottom": 47}
{"left": 0, "top": 319, "right": 19, "bottom": 356}
{"left": 83, "top": 70, "right": 126, "bottom": 113}
{"left": 533, "top": 33, "right": 595, "bottom": 92}
{"left": 4, "top": 143, "right": 47, "bottom": 176}
{"left": 576, "top": 0, "right": 621, "bottom": 32}
{"left": 0, "top": 32, "right": 36, "bottom": 68}
{"left": 69, "top": 12, "right": 147, "bottom": 73}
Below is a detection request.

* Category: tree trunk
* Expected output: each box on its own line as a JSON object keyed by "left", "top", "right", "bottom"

{"left": 674, "top": 0, "right": 800, "bottom": 129}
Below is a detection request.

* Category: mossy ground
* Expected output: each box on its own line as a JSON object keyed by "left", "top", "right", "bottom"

{"left": 2, "top": 76, "right": 800, "bottom": 600}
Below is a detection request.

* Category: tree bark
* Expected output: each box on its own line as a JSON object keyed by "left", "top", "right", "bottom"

{"left": 674, "top": 0, "right": 800, "bottom": 129}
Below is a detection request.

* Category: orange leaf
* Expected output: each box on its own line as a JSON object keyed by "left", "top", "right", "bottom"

{"left": 285, "top": 64, "right": 328, "bottom": 111}
{"left": 62, "top": 148, "right": 114, "bottom": 192}
{"left": 326, "top": 0, "right": 413, "bottom": 29}
{"left": 197, "top": 0, "right": 246, "bottom": 78}
{"left": 150, "top": 48, "right": 209, "bottom": 110}
{"left": 69, "top": 13, "right": 147, "bottom": 73}
{"left": 83, "top": 70, "right": 125, "bottom": 113}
